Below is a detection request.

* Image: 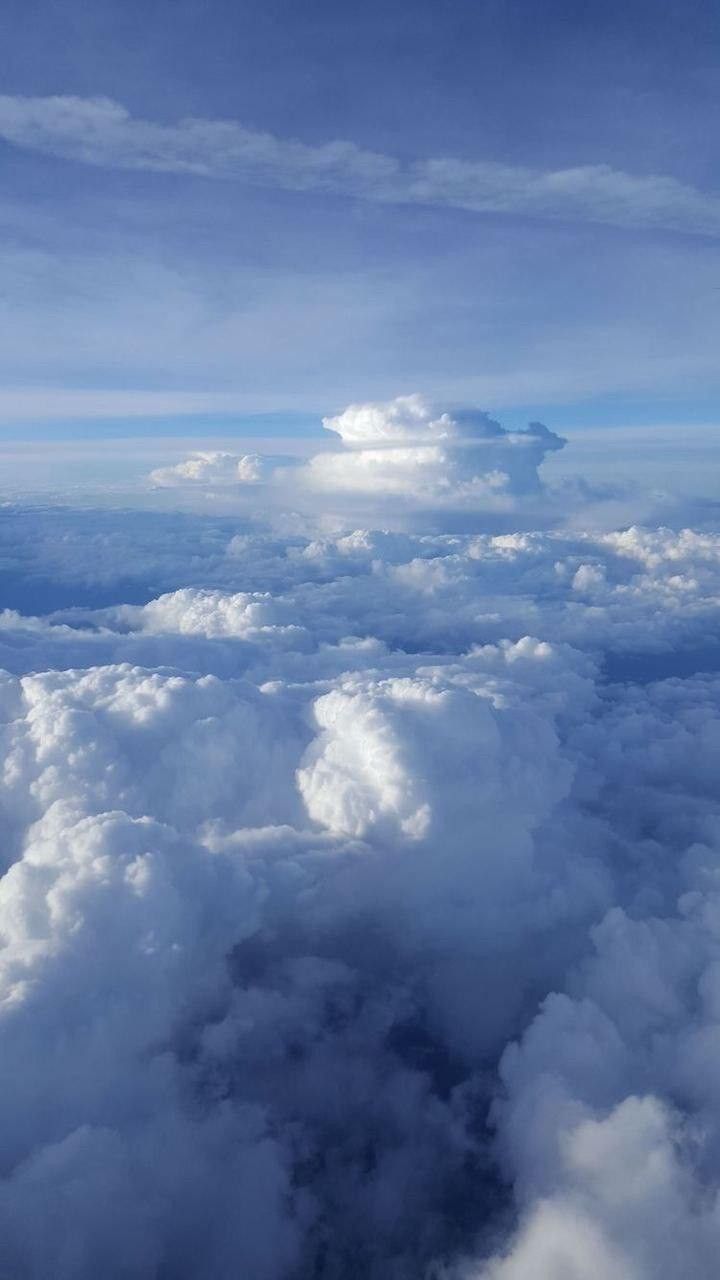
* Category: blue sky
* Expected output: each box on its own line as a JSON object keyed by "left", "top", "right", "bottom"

{"left": 1, "top": 0, "right": 720, "bottom": 437}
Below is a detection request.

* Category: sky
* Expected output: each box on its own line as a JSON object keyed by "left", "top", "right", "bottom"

{"left": 4, "top": 8, "right": 720, "bottom": 1279}
{"left": 1, "top": 0, "right": 720, "bottom": 441}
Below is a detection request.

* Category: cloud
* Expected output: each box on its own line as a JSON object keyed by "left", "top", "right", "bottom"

{"left": 0, "top": 644, "right": 593, "bottom": 1275}
{"left": 2, "top": 94, "right": 720, "bottom": 238}
{"left": 0, "top": 405, "right": 719, "bottom": 1275}
{"left": 311, "top": 394, "right": 565, "bottom": 501}
{"left": 149, "top": 450, "right": 270, "bottom": 487}
{"left": 145, "top": 394, "right": 568, "bottom": 530}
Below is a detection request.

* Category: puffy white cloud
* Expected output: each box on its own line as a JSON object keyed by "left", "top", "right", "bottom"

{"left": 0, "top": 410, "right": 719, "bottom": 1275}
{"left": 144, "top": 394, "right": 568, "bottom": 529}
{"left": 310, "top": 395, "right": 564, "bottom": 505}
{"left": 150, "top": 449, "right": 270, "bottom": 487}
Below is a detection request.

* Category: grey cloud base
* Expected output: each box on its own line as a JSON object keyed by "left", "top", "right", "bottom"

{"left": 0, "top": 412, "right": 720, "bottom": 1276}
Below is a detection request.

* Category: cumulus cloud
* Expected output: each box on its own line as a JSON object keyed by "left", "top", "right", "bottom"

{"left": 0, "top": 406, "right": 719, "bottom": 1276}
{"left": 145, "top": 394, "right": 568, "bottom": 531}
{"left": 311, "top": 394, "right": 564, "bottom": 501}
{"left": 149, "top": 450, "right": 270, "bottom": 487}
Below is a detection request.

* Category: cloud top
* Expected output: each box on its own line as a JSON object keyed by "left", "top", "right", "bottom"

{"left": 0, "top": 396, "right": 719, "bottom": 1276}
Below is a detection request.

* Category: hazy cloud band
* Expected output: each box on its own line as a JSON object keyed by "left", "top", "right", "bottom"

{"left": 2, "top": 93, "right": 720, "bottom": 237}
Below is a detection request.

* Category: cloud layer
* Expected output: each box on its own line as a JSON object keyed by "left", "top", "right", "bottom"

{"left": 0, "top": 405, "right": 719, "bottom": 1276}
{"left": 3, "top": 93, "right": 720, "bottom": 238}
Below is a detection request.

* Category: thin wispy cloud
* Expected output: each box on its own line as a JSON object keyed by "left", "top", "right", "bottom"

{"left": 2, "top": 93, "right": 720, "bottom": 238}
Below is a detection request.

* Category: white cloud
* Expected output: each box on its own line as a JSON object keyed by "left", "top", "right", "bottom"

{"left": 311, "top": 394, "right": 565, "bottom": 501}
{"left": 149, "top": 450, "right": 270, "bottom": 487}
{"left": 0, "top": 410, "right": 718, "bottom": 1274}
{"left": 2, "top": 94, "right": 720, "bottom": 238}
{"left": 145, "top": 394, "right": 569, "bottom": 530}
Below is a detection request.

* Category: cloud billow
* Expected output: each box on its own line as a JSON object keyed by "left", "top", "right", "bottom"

{"left": 0, "top": 401, "right": 718, "bottom": 1276}
{"left": 150, "top": 393, "right": 567, "bottom": 531}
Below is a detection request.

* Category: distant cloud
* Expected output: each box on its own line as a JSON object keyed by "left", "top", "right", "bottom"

{"left": 2, "top": 93, "right": 720, "bottom": 237}
{"left": 145, "top": 393, "right": 572, "bottom": 530}
{"left": 150, "top": 449, "right": 270, "bottom": 487}
{"left": 310, "top": 393, "right": 565, "bottom": 500}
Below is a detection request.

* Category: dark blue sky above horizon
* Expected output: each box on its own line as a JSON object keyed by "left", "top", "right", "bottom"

{"left": 1, "top": 0, "right": 720, "bottom": 437}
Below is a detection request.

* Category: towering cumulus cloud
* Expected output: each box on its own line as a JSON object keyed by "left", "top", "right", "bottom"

{"left": 312, "top": 394, "right": 564, "bottom": 499}
{"left": 149, "top": 394, "right": 567, "bottom": 531}
{"left": 0, "top": 398, "right": 718, "bottom": 1277}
